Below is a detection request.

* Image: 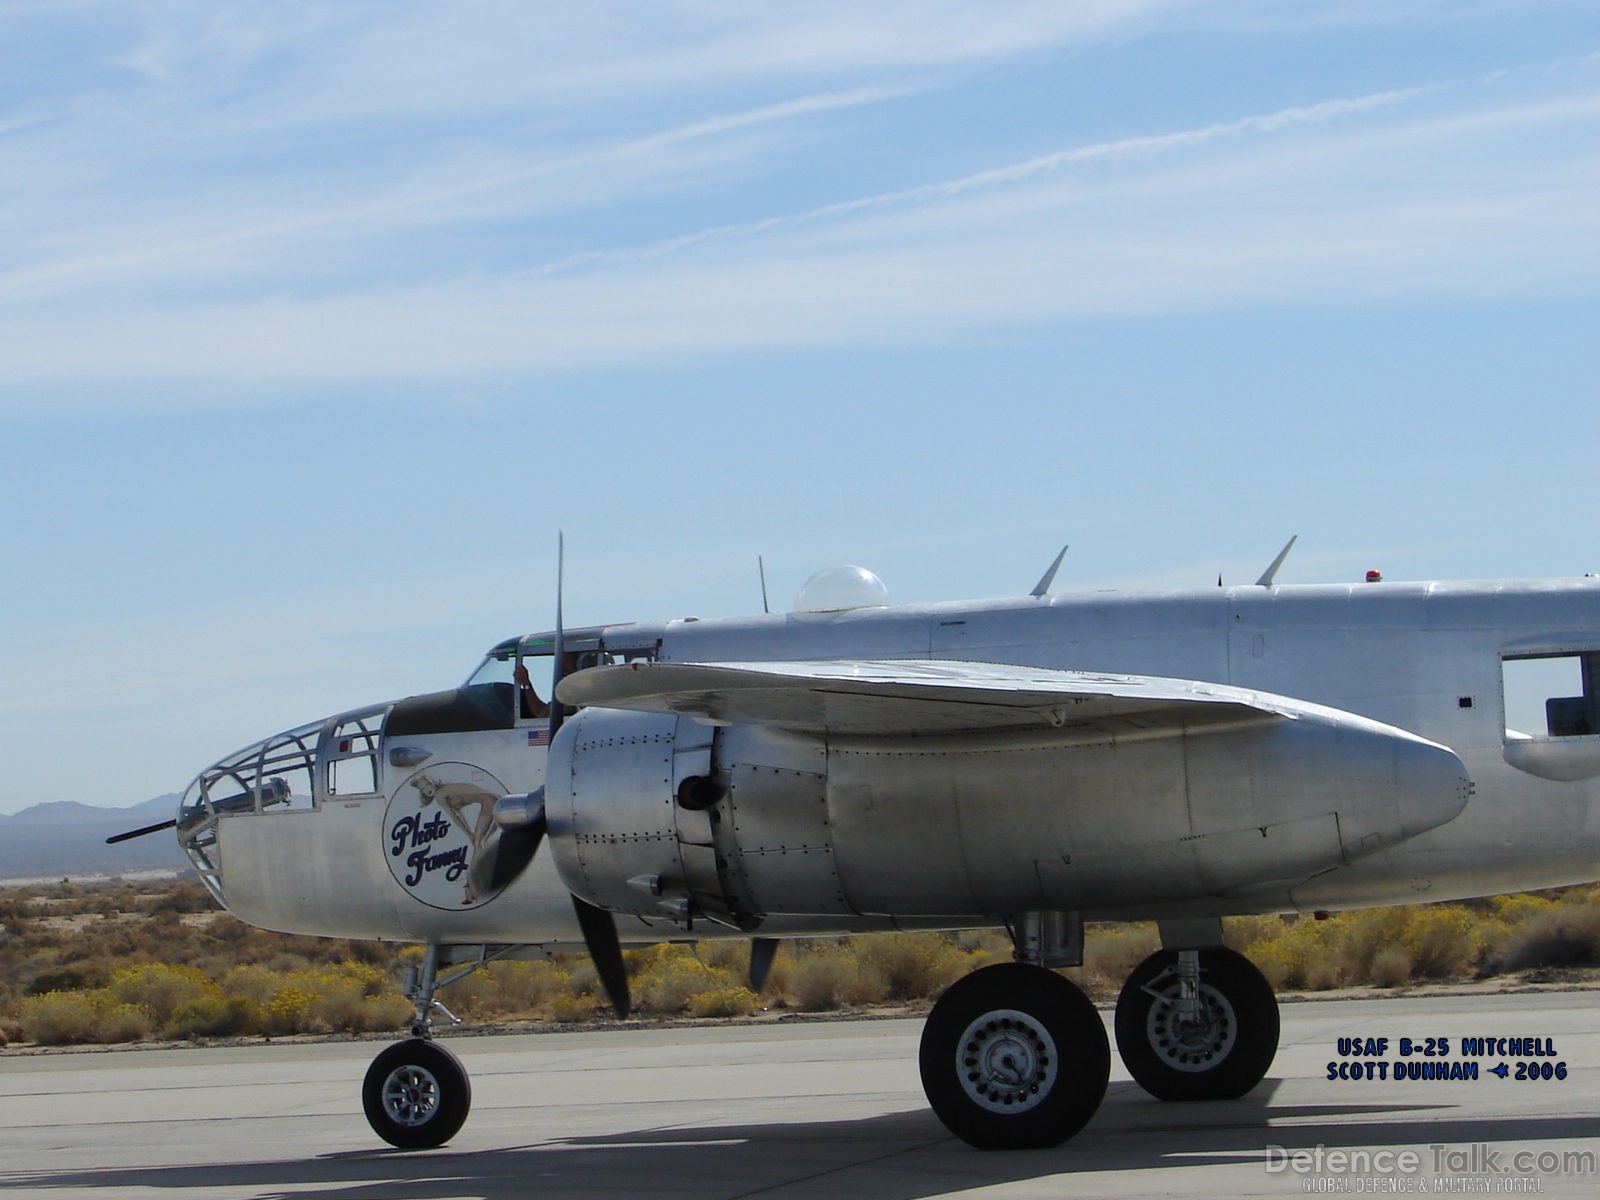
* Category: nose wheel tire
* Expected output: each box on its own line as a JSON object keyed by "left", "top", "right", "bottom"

{"left": 362, "top": 1038, "right": 472, "bottom": 1149}
{"left": 919, "top": 963, "right": 1109, "bottom": 1150}
{"left": 1114, "top": 947, "right": 1278, "bottom": 1102}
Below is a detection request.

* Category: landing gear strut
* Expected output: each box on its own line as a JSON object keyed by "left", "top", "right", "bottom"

{"left": 362, "top": 945, "right": 488, "bottom": 1149}
{"left": 1114, "top": 947, "right": 1278, "bottom": 1101}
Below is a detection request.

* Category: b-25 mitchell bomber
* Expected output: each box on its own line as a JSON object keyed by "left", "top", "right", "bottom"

{"left": 119, "top": 542, "right": 1600, "bottom": 1151}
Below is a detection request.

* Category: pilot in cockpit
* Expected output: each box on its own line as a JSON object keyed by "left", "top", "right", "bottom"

{"left": 516, "top": 652, "right": 601, "bottom": 721}
{"left": 513, "top": 663, "right": 549, "bottom": 720}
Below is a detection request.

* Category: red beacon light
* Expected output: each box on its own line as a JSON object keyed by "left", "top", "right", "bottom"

{"left": 1365, "top": 569, "right": 1383, "bottom": 583}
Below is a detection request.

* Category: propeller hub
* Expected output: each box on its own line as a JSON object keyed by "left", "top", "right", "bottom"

{"left": 493, "top": 790, "right": 544, "bottom": 829}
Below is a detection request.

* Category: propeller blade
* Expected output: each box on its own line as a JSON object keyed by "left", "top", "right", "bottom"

{"left": 474, "top": 794, "right": 547, "bottom": 896}
{"left": 572, "top": 895, "right": 631, "bottom": 1018}
{"left": 543, "top": 538, "right": 632, "bottom": 1017}
{"left": 105, "top": 818, "right": 177, "bottom": 845}
{"left": 749, "top": 937, "right": 779, "bottom": 993}
{"left": 548, "top": 532, "right": 568, "bottom": 738}
{"left": 482, "top": 536, "right": 567, "bottom": 893}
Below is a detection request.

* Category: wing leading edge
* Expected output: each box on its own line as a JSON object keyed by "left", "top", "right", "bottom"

{"left": 556, "top": 659, "right": 1305, "bottom": 737}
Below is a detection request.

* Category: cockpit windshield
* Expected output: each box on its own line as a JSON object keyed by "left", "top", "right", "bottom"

{"left": 465, "top": 634, "right": 556, "bottom": 708}
{"left": 464, "top": 642, "right": 521, "bottom": 689}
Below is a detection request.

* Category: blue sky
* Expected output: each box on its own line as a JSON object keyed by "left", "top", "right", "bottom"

{"left": 1, "top": 2, "right": 1596, "bottom": 813}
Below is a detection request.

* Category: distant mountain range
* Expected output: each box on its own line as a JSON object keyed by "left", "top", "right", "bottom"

{"left": 0, "top": 796, "right": 189, "bottom": 880}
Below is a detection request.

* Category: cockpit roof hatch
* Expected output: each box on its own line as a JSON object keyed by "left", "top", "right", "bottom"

{"left": 483, "top": 623, "right": 641, "bottom": 659}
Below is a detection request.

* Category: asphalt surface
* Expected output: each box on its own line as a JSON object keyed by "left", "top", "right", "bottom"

{"left": 1, "top": 990, "right": 1596, "bottom": 1199}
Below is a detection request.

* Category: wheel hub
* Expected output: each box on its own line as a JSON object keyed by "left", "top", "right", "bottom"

{"left": 1145, "top": 981, "right": 1237, "bottom": 1072}
{"left": 381, "top": 1064, "right": 442, "bottom": 1127}
{"left": 956, "top": 1008, "right": 1059, "bottom": 1113}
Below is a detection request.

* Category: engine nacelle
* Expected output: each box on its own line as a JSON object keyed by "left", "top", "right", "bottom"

{"left": 544, "top": 702, "right": 1471, "bottom": 925}
{"left": 544, "top": 708, "right": 845, "bottom": 929}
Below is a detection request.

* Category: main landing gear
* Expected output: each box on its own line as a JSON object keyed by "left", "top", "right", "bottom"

{"left": 919, "top": 963, "right": 1109, "bottom": 1150}
{"left": 362, "top": 945, "right": 486, "bottom": 1149}
{"left": 1114, "top": 946, "right": 1278, "bottom": 1102}
{"left": 916, "top": 916, "right": 1281, "bottom": 1150}
{"left": 918, "top": 911, "right": 1107, "bottom": 1150}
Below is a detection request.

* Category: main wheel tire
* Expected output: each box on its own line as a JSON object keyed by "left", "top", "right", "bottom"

{"left": 919, "top": 963, "right": 1110, "bottom": 1150}
{"left": 1114, "top": 947, "right": 1278, "bottom": 1102}
{"left": 362, "top": 1038, "right": 472, "bottom": 1149}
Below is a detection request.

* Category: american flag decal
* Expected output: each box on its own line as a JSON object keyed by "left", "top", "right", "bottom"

{"left": 527, "top": 727, "right": 551, "bottom": 747}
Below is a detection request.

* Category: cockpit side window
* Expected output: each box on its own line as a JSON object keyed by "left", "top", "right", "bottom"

{"left": 515, "top": 644, "right": 555, "bottom": 723}
{"left": 458, "top": 629, "right": 662, "bottom": 727}
{"left": 1502, "top": 652, "right": 1600, "bottom": 738}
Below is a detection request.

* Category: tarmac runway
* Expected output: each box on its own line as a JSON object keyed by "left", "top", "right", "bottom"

{"left": 1, "top": 990, "right": 1596, "bottom": 1199}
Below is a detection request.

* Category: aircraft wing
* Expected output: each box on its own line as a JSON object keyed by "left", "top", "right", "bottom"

{"left": 556, "top": 659, "right": 1303, "bottom": 737}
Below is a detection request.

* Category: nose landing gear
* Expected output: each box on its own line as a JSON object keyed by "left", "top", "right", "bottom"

{"left": 363, "top": 1038, "right": 472, "bottom": 1150}
{"left": 361, "top": 944, "right": 496, "bottom": 1149}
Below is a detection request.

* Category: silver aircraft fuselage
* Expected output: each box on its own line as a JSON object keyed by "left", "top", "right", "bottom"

{"left": 178, "top": 577, "right": 1600, "bottom": 946}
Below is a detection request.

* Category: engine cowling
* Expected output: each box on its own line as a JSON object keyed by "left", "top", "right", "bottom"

{"left": 544, "top": 708, "right": 846, "bottom": 929}
{"left": 543, "top": 701, "right": 1470, "bottom": 924}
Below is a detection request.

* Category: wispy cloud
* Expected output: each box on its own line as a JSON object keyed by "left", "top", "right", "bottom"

{"left": 0, "top": 81, "right": 918, "bottom": 304}
{"left": 533, "top": 85, "right": 1442, "bottom": 274}
{"left": 2, "top": 61, "right": 1593, "bottom": 392}
{"left": 0, "top": 6, "right": 1595, "bottom": 400}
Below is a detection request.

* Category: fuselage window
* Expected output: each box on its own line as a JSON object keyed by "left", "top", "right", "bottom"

{"left": 249, "top": 726, "right": 318, "bottom": 812}
{"left": 329, "top": 755, "right": 377, "bottom": 796}
{"left": 1502, "top": 652, "right": 1600, "bottom": 738}
{"left": 326, "top": 711, "right": 383, "bottom": 797}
